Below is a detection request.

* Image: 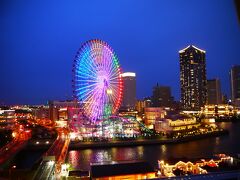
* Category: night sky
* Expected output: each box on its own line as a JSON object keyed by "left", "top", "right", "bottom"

{"left": 1, "top": 0, "right": 240, "bottom": 105}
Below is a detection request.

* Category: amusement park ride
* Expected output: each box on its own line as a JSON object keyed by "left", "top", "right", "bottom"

{"left": 70, "top": 39, "right": 152, "bottom": 139}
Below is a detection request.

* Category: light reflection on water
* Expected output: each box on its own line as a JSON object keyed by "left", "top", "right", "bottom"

{"left": 67, "top": 122, "right": 240, "bottom": 170}
{"left": 68, "top": 147, "right": 145, "bottom": 170}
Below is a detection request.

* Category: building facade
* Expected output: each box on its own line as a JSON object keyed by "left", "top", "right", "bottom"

{"left": 179, "top": 45, "right": 207, "bottom": 110}
{"left": 121, "top": 72, "right": 136, "bottom": 110}
{"left": 144, "top": 107, "right": 166, "bottom": 129}
{"left": 136, "top": 99, "right": 151, "bottom": 114}
{"left": 207, "top": 78, "right": 222, "bottom": 104}
{"left": 230, "top": 65, "right": 240, "bottom": 107}
{"left": 48, "top": 100, "right": 79, "bottom": 121}
{"left": 155, "top": 117, "right": 200, "bottom": 133}
{"left": 0, "top": 110, "right": 15, "bottom": 130}
{"left": 152, "top": 84, "right": 173, "bottom": 107}
{"left": 201, "top": 104, "right": 234, "bottom": 118}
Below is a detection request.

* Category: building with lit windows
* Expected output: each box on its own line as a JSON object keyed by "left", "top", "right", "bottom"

{"left": 136, "top": 99, "right": 151, "bottom": 114}
{"left": 0, "top": 110, "right": 15, "bottom": 130}
{"left": 155, "top": 116, "right": 200, "bottom": 133}
{"left": 201, "top": 104, "right": 234, "bottom": 118}
{"left": 48, "top": 100, "right": 79, "bottom": 121}
{"left": 207, "top": 78, "right": 222, "bottom": 105}
{"left": 32, "top": 106, "right": 49, "bottom": 120}
{"left": 121, "top": 72, "right": 136, "bottom": 110}
{"left": 144, "top": 107, "right": 166, "bottom": 129}
{"left": 230, "top": 65, "right": 240, "bottom": 107}
{"left": 179, "top": 45, "right": 207, "bottom": 110}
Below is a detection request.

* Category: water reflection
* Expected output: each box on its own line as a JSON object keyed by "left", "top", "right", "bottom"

{"left": 67, "top": 122, "right": 240, "bottom": 170}
{"left": 95, "top": 151, "right": 111, "bottom": 162}
{"left": 160, "top": 144, "right": 167, "bottom": 155}
{"left": 215, "top": 137, "right": 220, "bottom": 145}
{"left": 137, "top": 146, "right": 144, "bottom": 157}
{"left": 68, "top": 150, "right": 79, "bottom": 168}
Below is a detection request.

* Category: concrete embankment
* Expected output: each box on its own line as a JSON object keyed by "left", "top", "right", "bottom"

{"left": 69, "top": 130, "right": 229, "bottom": 149}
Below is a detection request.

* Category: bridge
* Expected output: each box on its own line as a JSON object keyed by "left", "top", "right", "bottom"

{"left": 0, "top": 129, "right": 31, "bottom": 168}
{"left": 33, "top": 127, "right": 70, "bottom": 179}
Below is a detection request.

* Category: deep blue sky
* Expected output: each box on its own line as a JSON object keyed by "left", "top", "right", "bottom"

{"left": 1, "top": 0, "right": 240, "bottom": 105}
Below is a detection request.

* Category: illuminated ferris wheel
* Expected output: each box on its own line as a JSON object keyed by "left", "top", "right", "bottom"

{"left": 72, "top": 39, "right": 123, "bottom": 123}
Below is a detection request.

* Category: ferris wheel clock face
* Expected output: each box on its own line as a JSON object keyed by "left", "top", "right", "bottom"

{"left": 72, "top": 39, "right": 123, "bottom": 123}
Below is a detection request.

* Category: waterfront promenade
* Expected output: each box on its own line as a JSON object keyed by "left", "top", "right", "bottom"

{"left": 69, "top": 129, "right": 228, "bottom": 149}
{"left": 26, "top": 129, "right": 228, "bottom": 150}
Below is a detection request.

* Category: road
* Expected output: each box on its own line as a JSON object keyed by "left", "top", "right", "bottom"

{"left": 0, "top": 130, "right": 31, "bottom": 166}
{"left": 33, "top": 161, "right": 55, "bottom": 180}
{"left": 33, "top": 127, "right": 70, "bottom": 179}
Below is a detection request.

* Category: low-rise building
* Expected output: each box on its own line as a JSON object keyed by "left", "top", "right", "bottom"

{"left": 48, "top": 100, "right": 80, "bottom": 121}
{"left": 0, "top": 110, "right": 15, "bottom": 130}
{"left": 144, "top": 107, "right": 166, "bottom": 129}
{"left": 136, "top": 99, "right": 151, "bottom": 114}
{"left": 155, "top": 117, "right": 200, "bottom": 133}
{"left": 201, "top": 104, "right": 234, "bottom": 118}
{"left": 90, "top": 161, "right": 156, "bottom": 180}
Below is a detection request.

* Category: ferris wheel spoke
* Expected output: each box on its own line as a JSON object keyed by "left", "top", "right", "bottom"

{"left": 103, "top": 52, "right": 113, "bottom": 72}
{"left": 108, "top": 65, "right": 119, "bottom": 80}
{"left": 109, "top": 75, "right": 120, "bottom": 81}
{"left": 75, "top": 79, "right": 99, "bottom": 84}
{"left": 85, "top": 90, "right": 104, "bottom": 117}
{"left": 75, "top": 83, "right": 98, "bottom": 92}
{"left": 75, "top": 74, "right": 97, "bottom": 81}
{"left": 78, "top": 63, "right": 97, "bottom": 77}
{"left": 77, "top": 88, "right": 99, "bottom": 102}
{"left": 76, "top": 64, "right": 97, "bottom": 77}
{"left": 82, "top": 88, "right": 105, "bottom": 106}
{"left": 78, "top": 85, "right": 100, "bottom": 101}
{"left": 86, "top": 56, "right": 98, "bottom": 73}
{"left": 80, "top": 53, "right": 98, "bottom": 72}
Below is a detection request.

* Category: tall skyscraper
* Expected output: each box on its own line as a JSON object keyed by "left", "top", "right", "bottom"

{"left": 230, "top": 65, "right": 240, "bottom": 107}
{"left": 121, "top": 72, "right": 136, "bottom": 110}
{"left": 179, "top": 45, "right": 207, "bottom": 110}
{"left": 151, "top": 84, "right": 173, "bottom": 107}
{"left": 207, "top": 78, "right": 222, "bottom": 104}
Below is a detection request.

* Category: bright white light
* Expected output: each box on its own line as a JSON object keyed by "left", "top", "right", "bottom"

{"left": 107, "top": 89, "right": 113, "bottom": 94}
{"left": 209, "top": 118, "right": 215, "bottom": 123}
{"left": 46, "top": 141, "right": 49, "bottom": 144}
{"left": 48, "top": 160, "right": 55, "bottom": 166}
{"left": 70, "top": 132, "right": 77, "bottom": 140}
{"left": 61, "top": 164, "right": 67, "bottom": 171}
{"left": 121, "top": 72, "right": 136, "bottom": 77}
{"left": 36, "top": 141, "right": 39, "bottom": 144}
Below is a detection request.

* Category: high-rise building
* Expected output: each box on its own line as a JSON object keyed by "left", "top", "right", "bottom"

{"left": 121, "top": 72, "right": 136, "bottom": 110}
{"left": 207, "top": 78, "right": 222, "bottom": 104}
{"left": 230, "top": 65, "right": 240, "bottom": 107}
{"left": 179, "top": 45, "right": 207, "bottom": 110}
{"left": 151, "top": 84, "right": 173, "bottom": 107}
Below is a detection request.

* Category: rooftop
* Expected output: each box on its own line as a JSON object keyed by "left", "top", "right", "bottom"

{"left": 90, "top": 160, "right": 155, "bottom": 178}
{"left": 179, "top": 45, "right": 206, "bottom": 53}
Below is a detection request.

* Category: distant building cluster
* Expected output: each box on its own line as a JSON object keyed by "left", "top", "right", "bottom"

{"left": 31, "top": 46, "right": 240, "bottom": 132}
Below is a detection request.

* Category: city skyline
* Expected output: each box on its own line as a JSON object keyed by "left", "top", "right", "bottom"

{"left": 1, "top": 1, "right": 240, "bottom": 179}
{"left": 1, "top": 0, "right": 240, "bottom": 105}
